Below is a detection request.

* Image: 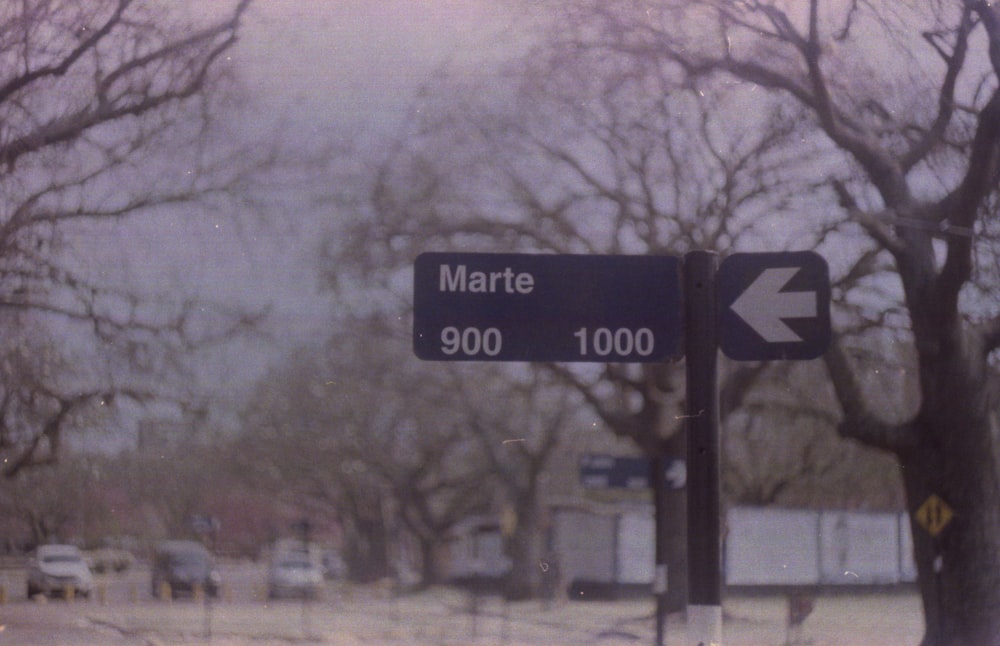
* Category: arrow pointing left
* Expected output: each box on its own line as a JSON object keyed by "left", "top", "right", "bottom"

{"left": 664, "top": 459, "right": 687, "bottom": 490}
{"left": 729, "top": 267, "right": 817, "bottom": 343}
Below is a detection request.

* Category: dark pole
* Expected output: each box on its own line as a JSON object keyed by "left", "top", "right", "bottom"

{"left": 653, "top": 454, "right": 669, "bottom": 646}
{"left": 684, "top": 250, "right": 721, "bottom": 645}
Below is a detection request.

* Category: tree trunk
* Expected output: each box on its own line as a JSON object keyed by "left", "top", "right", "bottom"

{"left": 417, "top": 537, "right": 448, "bottom": 587}
{"left": 344, "top": 515, "right": 390, "bottom": 583}
{"left": 505, "top": 498, "right": 545, "bottom": 600}
{"left": 903, "top": 349, "right": 1000, "bottom": 645}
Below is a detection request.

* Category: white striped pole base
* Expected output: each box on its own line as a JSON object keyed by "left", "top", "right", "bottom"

{"left": 687, "top": 604, "right": 722, "bottom": 646}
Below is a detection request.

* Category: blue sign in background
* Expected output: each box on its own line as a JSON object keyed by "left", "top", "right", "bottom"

{"left": 579, "top": 454, "right": 686, "bottom": 490}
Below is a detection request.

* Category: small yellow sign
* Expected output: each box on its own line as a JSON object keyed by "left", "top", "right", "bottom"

{"left": 500, "top": 506, "right": 518, "bottom": 538}
{"left": 915, "top": 494, "right": 954, "bottom": 537}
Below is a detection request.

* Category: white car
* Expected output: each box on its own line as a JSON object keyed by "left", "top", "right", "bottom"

{"left": 268, "top": 550, "right": 325, "bottom": 599}
{"left": 27, "top": 544, "right": 94, "bottom": 599}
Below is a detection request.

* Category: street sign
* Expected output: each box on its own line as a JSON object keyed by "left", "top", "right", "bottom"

{"left": 579, "top": 454, "right": 686, "bottom": 490}
{"left": 413, "top": 252, "right": 682, "bottom": 362}
{"left": 191, "top": 515, "right": 220, "bottom": 535}
{"left": 412, "top": 249, "right": 832, "bottom": 646}
{"left": 718, "top": 251, "right": 831, "bottom": 360}
{"left": 915, "top": 494, "right": 954, "bottom": 538}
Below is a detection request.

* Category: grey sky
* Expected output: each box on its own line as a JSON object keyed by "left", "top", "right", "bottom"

{"left": 240, "top": 1, "right": 516, "bottom": 131}
{"left": 78, "top": 2, "right": 521, "bottom": 437}
{"left": 101, "top": 3, "right": 516, "bottom": 338}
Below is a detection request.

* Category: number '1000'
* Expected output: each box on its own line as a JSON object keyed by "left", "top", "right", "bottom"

{"left": 574, "top": 327, "right": 654, "bottom": 357}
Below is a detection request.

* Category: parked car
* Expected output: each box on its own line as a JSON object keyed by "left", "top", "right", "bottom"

{"left": 150, "top": 540, "right": 220, "bottom": 599}
{"left": 321, "top": 550, "right": 346, "bottom": 579}
{"left": 268, "top": 547, "right": 325, "bottom": 599}
{"left": 86, "top": 548, "right": 135, "bottom": 574}
{"left": 26, "top": 544, "right": 94, "bottom": 599}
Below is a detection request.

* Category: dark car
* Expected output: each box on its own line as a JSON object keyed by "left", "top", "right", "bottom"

{"left": 151, "top": 540, "right": 220, "bottom": 599}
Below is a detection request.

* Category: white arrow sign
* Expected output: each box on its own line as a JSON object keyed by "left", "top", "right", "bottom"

{"left": 665, "top": 459, "right": 687, "bottom": 490}
{"left": 729, "top": 267, "right": 817, "bottom": 343}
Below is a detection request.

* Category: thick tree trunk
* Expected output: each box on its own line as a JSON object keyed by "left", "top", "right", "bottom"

{"left": 505, "top": 498, "right": 545, "bottom": 600}
{"left": 829, "top": 328, "right": 1000, "bottom": 644}
{"left": 417, "top": 538, "right": 448, "bottom": 587}
{"left": 901, "top": 339, "right": 1000, "bottom": 645}
{"left": 344, "top": 515, "right": 390, "bottom": 583}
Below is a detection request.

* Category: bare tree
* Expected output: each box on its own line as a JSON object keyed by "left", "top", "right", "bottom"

{"left": 357, "top": 30, "right": 827, "bottom": 608}
{"left": 0, "top": 0, "right": 261, "bottom": 475}
{"left": 0, "top": 458, "right": 107, "bottom": 546}
{"left": 451, "top": 365, "right": 576, "bottom": 599}
{"left": 542, "top": 1, "right": 1000, "bottom": 642}
{"left": 724, "top": 361, "right": 905, "bottom": 510}
{"left": 238, "top": 321, "right": 491, "bottom": 585}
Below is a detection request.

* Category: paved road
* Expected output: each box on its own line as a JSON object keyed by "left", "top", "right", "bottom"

{"left": 0, "top": 602, "right": 147, "bottom": 645}
{"left": 0, "top": 562, "right": 924, "bottom": 645}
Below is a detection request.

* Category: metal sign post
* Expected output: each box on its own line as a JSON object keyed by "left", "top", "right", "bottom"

{"left": 683, "top": 251, "right": 722, "bottom": 646}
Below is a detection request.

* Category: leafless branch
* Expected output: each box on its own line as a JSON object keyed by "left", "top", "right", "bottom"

{"left": 832, "top": 180, "right": 906, "bottom": 255}
{"left": 934, "top": 89, "right": 1000, "bottom": 319}
{"left": 906, "top": 8, "right": 973, "bottom": 171}
{"left": 823, "top": 336, "right": 917, "bottom": 454}
{"left": 0, "top": 1, "right": 131, "bottom": 105}
{"left": 0, "top": 0, "right": 251, "bottom": 170}
{"left": 981, "top": 315, "right": 1000, "bottom": 355}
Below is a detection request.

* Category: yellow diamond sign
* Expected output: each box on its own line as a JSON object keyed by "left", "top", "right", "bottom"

{"left": 915, "top": 494, "right": 954, "bottom": 538}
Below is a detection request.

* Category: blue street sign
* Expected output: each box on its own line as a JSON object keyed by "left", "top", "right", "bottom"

{"left": 413, "top": 253, "right": 682, "bottom": 362}
{"left": 579, "top": 454, "right": 687, "bottom": 490}
{"left": 718, "top": 251, "right": 831, "bottom": 360}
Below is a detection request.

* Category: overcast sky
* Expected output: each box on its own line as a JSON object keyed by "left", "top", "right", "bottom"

{"left": 107, "top": 3, "right": 516, "bottom": 336}
{"left": 241, "top": 1, "right": 516, "bottom": 130}
{"left": 63, "top": 2, "right": 520, "bottom": 449}
{"left": 90, "top": 2, "right": 521, "bottom": 431}
{"left": 193, "top": 2, "right": 500, "bottom": 346}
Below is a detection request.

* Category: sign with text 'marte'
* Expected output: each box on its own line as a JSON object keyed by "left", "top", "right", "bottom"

{"left": 413, "top": 252, "right": 683, "bottom": 362}
{"left": 413, "top": 250, "right": 830, "bottom": 362}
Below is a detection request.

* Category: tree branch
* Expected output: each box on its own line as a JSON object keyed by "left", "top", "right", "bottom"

{"left": 968, "top": 0, "right": 1000, "bottom": 76}
{"left": 720, "top": 361, "right": 770, "bottom": 416}
{"left": 649, "top": 5, "right": 911, "bottom": 208}
{"left": 543, "top": 363, "right": 651, "bottom": 447}
{"left": 0, "top": 385, "right": 156, "bottom": 478}
{"left": 936, "top": 89, "right": 1000, "bottom": 315}
{"left": 823, "top": 336, "right": 917, "bottom": 454}
{"left": 980, "top": 315, "right": 1000, "bottom": 355}
{"left": 832, "top": 180, "right": 906, "bottom": 255}
{"left": 904, "top": 7, "right": 972, "bottom": 171}
{"left": 0, "top": 0, "right": 251, "bottom": 170}
{"left": 0, "top": 1, "right": 131, "bottom": 105}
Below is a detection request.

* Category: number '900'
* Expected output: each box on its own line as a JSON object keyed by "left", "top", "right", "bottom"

{"left": 441, "top": 326, "right": 502, "bottom": 357}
